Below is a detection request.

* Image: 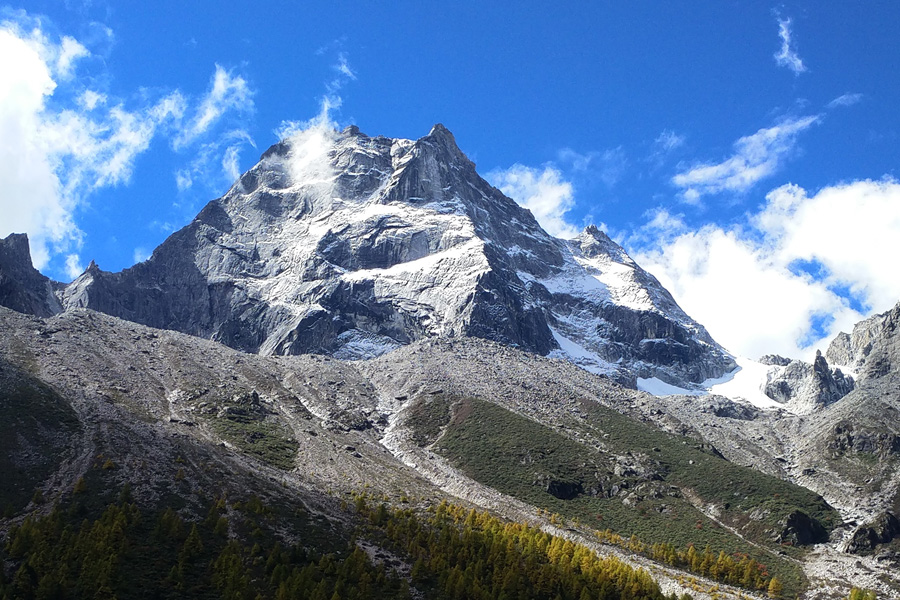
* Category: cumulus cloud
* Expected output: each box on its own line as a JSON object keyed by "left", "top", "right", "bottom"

{"left": 774, "top": 17, "right": 807, "bottom": 75}
{"left": 487, "top": 164, "right": 580, "bottom": 238}
{"left": 633, "top": 179, "right": 900, "bottom": 360}
{"left": 0, "top": 14, "right": 255, "bottom": 277}
{"left": 672, "top": 115, "right": 819, "bottom": 202}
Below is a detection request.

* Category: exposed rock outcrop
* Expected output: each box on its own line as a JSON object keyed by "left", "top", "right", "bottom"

{"left": 764, "top": 350, "right": 854, "bottom": 413}
{"left": 776, "top": 510, "right": 829, "bottom": 546}
{"left": 846, "top": 512, "right": 900, "bottom": 553}
{"left": 0, "top": 233, "right": 62, "bottom": 317}
{"left": 826, "top": 310, "right": 893, "bottom": 372}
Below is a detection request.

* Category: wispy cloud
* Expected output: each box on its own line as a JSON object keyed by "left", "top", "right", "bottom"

{"left": 174, "top": 129, "right": 256, "bottom": 199}
{"left": 654, "top": 130, "right": 685, "bottom": 153}
{"left": 64, "top": 253, "right": 83, "bottom": 279}
{"left": 133, "top": 247, "right": 150, "bottom": 264}
{"left": 672, "top": 115, "right": 819, "bottom": 202}
{"left": 487, "top": 164, "right": 580, "bottom": 238}
{"left": 325, "top": 50, "right": 357, "bottom": 96}
{"left": 774, "top": 16, "right": 807, "bottom": 75}
{"left": 648, "top": 129, "right": 686, "bottom": 168}
{"left": 174, "top": 64, "right": 253, "bottom": 149}
{"left": 827, "top": 93, "right": 863, "bottom": 109}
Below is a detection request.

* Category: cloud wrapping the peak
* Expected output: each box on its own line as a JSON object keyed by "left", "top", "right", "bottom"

{"left": 487, "top": 164, "right": 580, "bottom": 239}
{"left": 774, "top": 17, "right": 807, "bottom": 75}
{"left": 672, "top": 115, "right": 819, "bottom": 202}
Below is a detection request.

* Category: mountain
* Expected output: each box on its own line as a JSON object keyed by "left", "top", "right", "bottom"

{"left": 2, "top": 123, "right": 899, "bottom": 598}
{"left": 35, "top": 124, "right": 732, "bottom": 389}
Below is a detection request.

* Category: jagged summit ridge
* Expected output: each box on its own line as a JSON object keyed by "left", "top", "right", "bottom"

{"left": 4, "top": 124, "right": 733, "bottom": 387}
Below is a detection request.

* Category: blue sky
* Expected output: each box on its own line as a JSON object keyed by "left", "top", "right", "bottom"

{"left": 2, "top": 1, "right": 900, "bottom": 360}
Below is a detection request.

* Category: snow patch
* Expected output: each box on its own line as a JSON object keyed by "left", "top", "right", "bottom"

{"left": 547, "top": 327, "right": 616, "bottom": 376}
{"left": 332, "top": 329, "right": 402, "bottom": 360}
{"left": 636, "top": 377, "right": 699, "bottom": 396}
{"left": 639, "top": 356, "right": 787, "bottom": 411}
{"left": 703, "top": 356, "right": 784, "bottom": 409}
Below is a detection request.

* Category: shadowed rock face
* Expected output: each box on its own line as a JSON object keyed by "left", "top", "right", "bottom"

{"left": 777, "top": 510, "right": 829, "bottom": 546}
{"left": 847, "top": 512, "right": 900, "bottom": 553}
{"left": 0, "top": 124, "right": 734, "bottom": 388}
{"left": 0, "top": 234, "right": 61, "bottom": 318}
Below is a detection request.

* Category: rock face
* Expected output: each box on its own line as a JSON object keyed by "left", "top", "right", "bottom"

{"left": 847, "top": 512, "right": 900, "bottom": 553}
{"left": 826, "top": 310, "right": 894, "bottom": 372}
{"left": 0, "top": 234, "right": 61, "bottom": 318}
{"left": 763, "top": 350, "right": 854, "bottom": 414}
{"left": 1, "top": 124, "right": 733, "bottom": 388}
{"left": 776, "top": 510, "right": 829, "bottom": 546}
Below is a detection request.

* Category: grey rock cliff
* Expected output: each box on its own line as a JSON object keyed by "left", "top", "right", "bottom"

{"left": 826, "top": 305, "right": 896, "bottom": 374}
{"left": 0, "top": 233, "right": 62, "bottom": 317}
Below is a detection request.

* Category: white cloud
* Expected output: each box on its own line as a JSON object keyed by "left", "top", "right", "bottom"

{"left": 325, "top": 51, "right": 356, "bottom": 95}
{"left": 774, "top": 17, "right": 807, "bottom": 75}
{"left": 175, "top": 129, "right": 255, "bottom": 196}
{"left": 672, "top": 115, "right": 819, "bottom": 201}
{"left": 175, "top": 169, "right": 192, "bottom": 191}
{"left": 654, "top": 130, "right": 685, "bottom": 153}
{"left": 0, "top": 14, "right": 255, "bottom": 276}
{"left": 64, "top": 253, "right": 83, "bottom": 279}
{"left": 78, "top": 89, "right": 105, "bottom": 110}
{"left": 174, "top": 64, "right": 252, "bottom": 148}
{"left": 633, "top": 179, "right": 900, "bottom": 360}
{"left": 827, "top": 93, "right": 863, "bottom": 109}
{"left": 335, "top": 52, "right": 356, "bottom": 80}
{"left": 487, "top": 164, "right": 580, "bottom": 239}
{"left": 274, "top": 99, "right": 341, "bottom": 188}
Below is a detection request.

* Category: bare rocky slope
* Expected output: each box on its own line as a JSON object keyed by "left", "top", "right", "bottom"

{"left": 1, "top": 304, "right": 898, "bottom": 598}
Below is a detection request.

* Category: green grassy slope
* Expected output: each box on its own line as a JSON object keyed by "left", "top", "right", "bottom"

{"left": 432, "top": 396, "right": 840, "bottom": 597}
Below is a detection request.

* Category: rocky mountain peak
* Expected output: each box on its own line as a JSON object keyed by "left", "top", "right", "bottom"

{"left": 0, "top": 233, "right": 61, "bottom": 317}
{"left": 576, "top": 225, "right": 630, "bottom": 263}
{"left": 0, "top": 232, "right": 32, "bottom": 262}
{"left": 0, "top": 124, "right": 736, "bottom": 388}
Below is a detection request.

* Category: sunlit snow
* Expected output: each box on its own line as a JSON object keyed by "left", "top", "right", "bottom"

{"left": 638, "top": 356, "right": 786, "bottom": 411}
